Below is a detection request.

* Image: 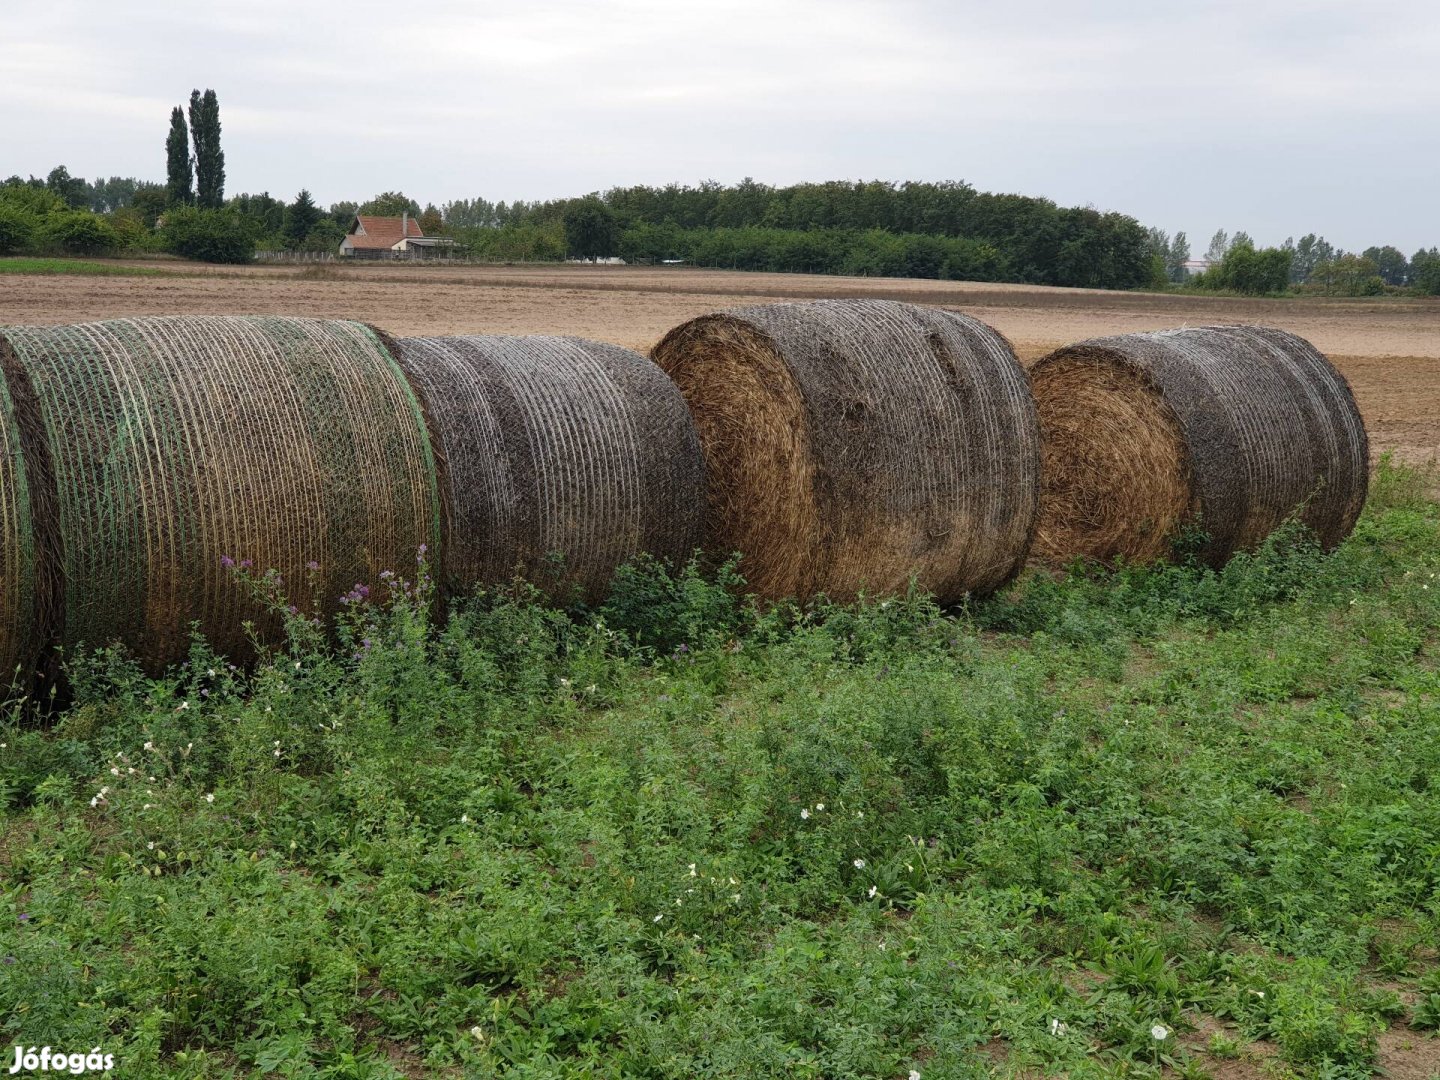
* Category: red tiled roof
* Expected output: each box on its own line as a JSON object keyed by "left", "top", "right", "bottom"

{"left": 345, "top": 214, "right": 425, "bottom": 250}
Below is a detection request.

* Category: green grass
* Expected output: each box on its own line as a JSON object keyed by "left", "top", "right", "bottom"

{"left": 0, "top": 257, "right": 174, "bottom": 277}
{"left": 2, "top": 460, "right": 1439, "bottom": 1078}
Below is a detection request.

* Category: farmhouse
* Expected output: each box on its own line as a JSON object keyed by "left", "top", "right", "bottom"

{"left": 339, "top": 213, "right": 455, "bottom": 259}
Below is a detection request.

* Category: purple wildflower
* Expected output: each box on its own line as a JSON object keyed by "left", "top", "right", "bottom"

{"left": 287, "top": 605, "right": 299, "bottom": 616}
{"left": 220, "top": 555, "right": 235, "bottom": 569}
{"left": 239, "top": 559, "right": 253, "bottom": 570}
{"left": 17, "top": 913, "right": 29, "bottom": 923}
{"left": 2, "top": 956, "right": 13, "bottom": 964}
{"left": 306, "top": 561, "right": 320, "bottom": 572}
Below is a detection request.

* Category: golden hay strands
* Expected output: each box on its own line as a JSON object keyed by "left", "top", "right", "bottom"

{"left": 0, "top": 316, "right": 440, "bottom": 670}
{"left": 1030, "top": 325, "right": 1369, "bottom": 567}
{"left": 394, "top": 335, "right": 705, "bottom": 602}
{"left": 652, "top": 299, "right": 1040, "bottom": 604}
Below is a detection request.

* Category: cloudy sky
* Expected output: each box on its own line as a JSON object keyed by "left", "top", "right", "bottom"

{"left": 4, "top": 0, "right": 1438, "bottom": 253}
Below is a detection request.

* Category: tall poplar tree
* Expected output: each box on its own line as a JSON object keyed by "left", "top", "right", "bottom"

{"left": 188, "top": 89, "right": 226, "bottom": 210}
{"left": 165, "top": 107, "right": 194, "bottom": 206}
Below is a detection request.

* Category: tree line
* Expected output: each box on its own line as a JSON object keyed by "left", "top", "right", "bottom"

{"left": 1, "top": 92, "right": 1436, "bottom": 296}
{"left": 1140, "top": 226, "right": 1440, "bottom": 297}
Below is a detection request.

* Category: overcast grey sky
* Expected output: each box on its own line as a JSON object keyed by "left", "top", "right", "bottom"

{"left": 4, "top": 0, "right": 1438, "bottom": 253}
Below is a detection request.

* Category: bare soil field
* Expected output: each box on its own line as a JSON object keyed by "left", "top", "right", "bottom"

{"left": 3, "top": 261, "right": 1436, "bottom": 463}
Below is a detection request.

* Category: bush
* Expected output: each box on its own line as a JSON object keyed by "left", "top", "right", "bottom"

{"left": 0, "top": 204, "right": 39, "bottom": 255}
{"left": 1196, "top": 240, "right": 1292, "bottom": 295}
{"left": 42, "top": 211, "right": 120, "bottom": 256}
{"left": 164, "top": 207, "right": 255, "bottom": 264}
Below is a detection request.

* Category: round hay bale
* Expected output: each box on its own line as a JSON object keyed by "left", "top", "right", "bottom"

{"left": 393, "top": 334, "right": 705, "bottom": 601}
{"left": 1030, "top": 325, "right": 1369, "bottom": 566}
{"left": 0, "top": 316, "right": 440, "bottom": 669}
{"left": 651, "top": 299, "right": 1039, "bottom": 603}
{"left": 0, "top": 340, "right": 46, "bottom": 686}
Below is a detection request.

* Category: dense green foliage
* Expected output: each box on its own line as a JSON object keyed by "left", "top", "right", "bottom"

{"left": 188, "top": 89, "right": 226, "bottom": 210}
{"left": 167, "top": 107, "right": 195, "bottom": 207}
{"left": 1190, "top": 239, "right": 1293, "bottom": 295}
{"left": 563, "top": 197, "right": 620, "bottom": 259}
{"left": 162, "top": 206, "right": 255, "bottom": 264}
{"left": 2, "top": 462, "right": 1438, "bottom": 1077}
{"left": 500, "top": 179, "right": 1152, "bottom": 288}
{"left": 283, "top": 190, "right": 323, "bottom": 249}
{"left": 1410, "top": 248, "right": 1440, "bottom": 296}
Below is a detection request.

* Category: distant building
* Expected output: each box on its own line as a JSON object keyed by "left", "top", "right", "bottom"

{"left": 1180, "top": 258, "right": 1215, "bottom": 276}
{"left": 339, "top": 213, "right": 454, "bottom": 259}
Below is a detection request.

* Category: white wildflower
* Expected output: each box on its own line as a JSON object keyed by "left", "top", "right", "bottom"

{"left": 469, "top": 1025, "right": 485, "bottom": 1042}
{"left": 868, "top": 885, "right": 878, "bottom": 899}
{"left": 143, "top": 741, "right": 154, "bottom": 751}
{"left": 909, "top": 1072, "right": 921, "bottom": 1080}
{"left": 853, "top": 858, "right": 866, "bottom": 869}
{"left": 207, "top": 668, "right": 216, "bottom": 678}
{"left": 688, "top": 863, "right": 697, "bottom": 876}
{"left": 110, "top": 767, "right": 120, "bottom": 776}
{"left": 815, "top": 803, "right": 824, "bottom": 811}
{"left": 800, "top": 808, "right": 810, "bottom": 820}
{"left": 147, "top": 841, "right": 154, "bottom": 850}
{"left": 653, "top": 914, "right": 663, "bottom": 923}
{"left": 177, "top": 700, "right": 189, "bottom": 710}
{"left": 460, "top": 814, "right": 469, "bottom": 824}
{"left": 1151, "top": 1024, "right": 1169, "bottom": 1041}
{"left": 1050, "top": 1018, "right": 1068, "bottom": 1036}
{"left": 204, "top": 793, "right": 214, "bottom": 804}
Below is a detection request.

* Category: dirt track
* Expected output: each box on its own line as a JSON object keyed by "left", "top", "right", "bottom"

{"left": 3, "top": 262, "right": 1436, "bottom": 463}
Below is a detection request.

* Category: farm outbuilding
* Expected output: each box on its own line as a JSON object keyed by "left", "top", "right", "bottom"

{"left": 339, "top": 213, "right": 455, "bottom": 259}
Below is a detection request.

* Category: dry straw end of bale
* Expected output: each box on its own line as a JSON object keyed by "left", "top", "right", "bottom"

{"left": 1030, "top": 350, "right": 1196, "bottom": 566}
{"left": 393, "top": 334, "right": 705, "bottom": 604}
{"left": 652, "top": 299, "right": 1040, "bottom": 604}
{"left": 1030, "top": 325, "right": 1369, "bottom": 568}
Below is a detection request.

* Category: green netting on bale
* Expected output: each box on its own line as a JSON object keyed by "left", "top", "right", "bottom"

{"left": 0, "top": 340, "right": 38, "bottom": 685}
{"left": 0, "top": 316, "right": 441, "bottom": 669}
{"left": 395, "top": 335, "right": 705, "bottom": 603}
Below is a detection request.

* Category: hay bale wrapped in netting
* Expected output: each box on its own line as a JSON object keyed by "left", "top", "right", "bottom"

{"left": 1030, "top": 325, "right": 1369, "bottom": 567}
{"left": 651, "top": 299, "right": 1039, "bottom": 603}
{"left": 393, "top": 335, "right": 705, "bottom": 601}
{"left": 0, "top": 316, "right": 440, "bottom": 669}
{"left": 0, "top": 345, "right": 49, "bottom": 684}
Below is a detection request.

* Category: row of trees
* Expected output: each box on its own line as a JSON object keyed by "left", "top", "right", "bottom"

{"left": 4, "top": 95, "right": 1436, "bottom": 291}
{"left": 1133, "top": 226, "right": 1440, "bottom": 296}
{"left": 476, "top": 180, "right": 1155, "bottom": 290}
